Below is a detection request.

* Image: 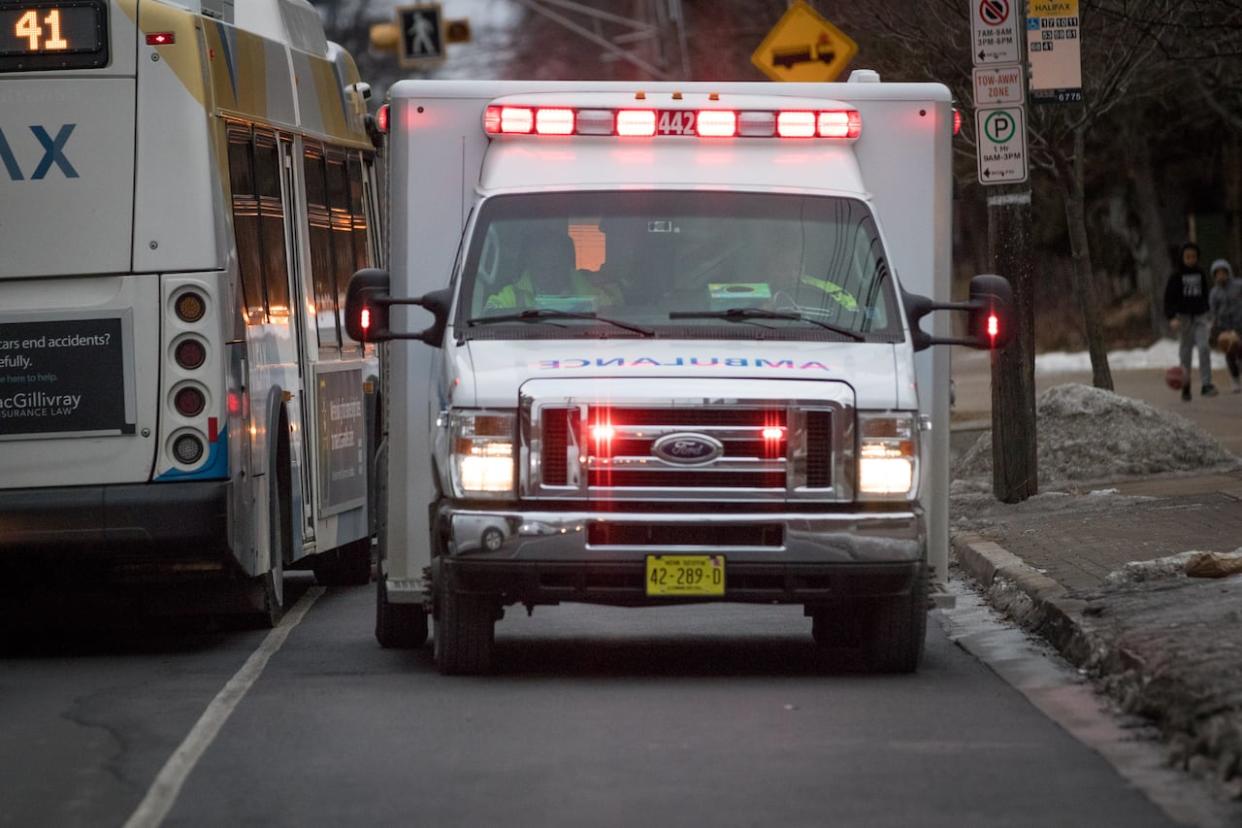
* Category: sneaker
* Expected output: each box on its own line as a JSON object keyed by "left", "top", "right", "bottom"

{"left": 1203, "top": 384, "right": 1220, "bottom": 398}
{"left": 1182, "top": 385, "right": 1192, "bottom": 402}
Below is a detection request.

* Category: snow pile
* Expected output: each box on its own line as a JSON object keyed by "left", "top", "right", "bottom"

{"left": 953, "top": 383, "right": 1238, "bottom": 485}
{"left": 1105, "top": 550, "right": 1242, "bottom": 585}
{"left": 1036, "top": 338, "right": 1228, "bottom": 376}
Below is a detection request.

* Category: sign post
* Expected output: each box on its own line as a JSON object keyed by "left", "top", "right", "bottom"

{"left": 970, "top": 0, "right": 1037, "bottom": 503}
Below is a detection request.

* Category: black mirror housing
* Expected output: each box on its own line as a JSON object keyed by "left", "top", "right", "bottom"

{"left": 966, "top": 274, "right": 1014, "bottom": 351}
{"left": 343, "top": 269, "right": 452, "bottom": 348}
{"left": 903, "top": 273, "right": 1014, "bottom": 352}
{"left": 345, "top": 269, "right": 391, "bottom": 343}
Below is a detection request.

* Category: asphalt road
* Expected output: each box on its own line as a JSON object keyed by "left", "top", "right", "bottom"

{"left": 1, "top": 577, "right": 1181, "bottom": 828}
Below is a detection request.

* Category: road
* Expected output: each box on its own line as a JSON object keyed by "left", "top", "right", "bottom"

{"left": 1, "top": 577, "right": 1184, "bottom": 828}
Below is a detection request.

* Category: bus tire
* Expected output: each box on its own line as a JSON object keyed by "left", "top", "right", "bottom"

{"left": 860, "top": 565, "right": 927, "bottom": 674}
{"left": 254, "top": 421, "right": 292, "bottom": 628}
{"left": 434, "top": 588, "right": 496, "bottom": 675}
{"left": 375, "top": 573, "right": 428, "bottom": 649}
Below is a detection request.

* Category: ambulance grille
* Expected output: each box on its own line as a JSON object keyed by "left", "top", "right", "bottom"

{"left": 526, "top": 396, "right": 851, "bottom": 502}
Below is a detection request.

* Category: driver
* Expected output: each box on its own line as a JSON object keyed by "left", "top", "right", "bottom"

{"left": 485, "top": 228, "right": 621, "bottom": 311}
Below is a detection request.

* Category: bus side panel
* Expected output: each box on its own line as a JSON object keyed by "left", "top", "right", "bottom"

{"left": 131, "top": 0, "right": 221, "bottom": 274}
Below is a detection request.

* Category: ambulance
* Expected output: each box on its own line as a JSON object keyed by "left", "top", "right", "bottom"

{"left": 348, "top": 76, "right": 1011, "bottom": 674}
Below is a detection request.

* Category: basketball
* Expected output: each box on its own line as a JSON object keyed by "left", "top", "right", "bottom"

{"left": 1165, "top": 365, "right": 1186, "bottom": 390}
{"left": 1217, "top": 329, "right": 1240, "bottom": 356}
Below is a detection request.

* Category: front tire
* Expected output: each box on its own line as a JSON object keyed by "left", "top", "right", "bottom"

{"left": 860, "top": 566, "right": 927, "bottom": 674}
{"left": 375, "top": 573, "right": 429, "bottom": 649}
{"left": 434, "top": 589, "right": 497, "bottom": 675}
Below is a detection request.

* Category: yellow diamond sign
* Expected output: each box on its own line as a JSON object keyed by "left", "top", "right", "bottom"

{"left": 751, "top": 1, "right": 859, "bottom": 83}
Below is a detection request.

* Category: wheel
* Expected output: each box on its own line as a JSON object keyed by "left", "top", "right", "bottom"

{"left": 252, "top": 425, "right": 296, "bottom": 627}
{"left": 810, "top": 604, "right": 865, "bottom": 649}
{"left": 434, "top": 588, "right": 497, "bottom": 675}
{"left": 314, "top": 539, "right": 373, "bottom": 587}
{"left": 860, "top": 566, "right": 928, "bottom": 674}
{"left": 375, "top": 572, "right": 428, "bottom": 649}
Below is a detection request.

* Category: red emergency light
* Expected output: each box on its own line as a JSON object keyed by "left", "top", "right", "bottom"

{"left": 377, "top": 104, "right": 390, "bottom": 134}
{"left": 483, "top": 105, "right": 861, "bottom": 141}
{"left": 616, "top": 110, "right": 656, "bottom": 137}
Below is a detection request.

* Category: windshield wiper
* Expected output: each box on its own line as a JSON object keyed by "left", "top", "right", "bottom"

{"left": 668, "top": 308, "right": 864, "bottom": 341}
{"left": 467, "top": 309, "right": 655, "bottom": 337}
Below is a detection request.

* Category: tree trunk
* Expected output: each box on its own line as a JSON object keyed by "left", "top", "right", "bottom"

{"left": 988, "top": 187, "right": 1038, "bottom": 503}
{"left": 1063, "top": 126, "right": 1115, "bottom": 391}
{"left": 1124, "top": 125, "right": 1171, "bottom": 336}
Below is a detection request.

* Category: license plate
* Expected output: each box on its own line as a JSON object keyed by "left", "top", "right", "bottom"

{"left": 645, "top": 555, "right": 725, "bottom": 597}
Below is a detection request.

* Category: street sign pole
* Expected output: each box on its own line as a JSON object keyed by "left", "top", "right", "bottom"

{"left": 970, "top": 0, "right": 1037, "bottom": 502}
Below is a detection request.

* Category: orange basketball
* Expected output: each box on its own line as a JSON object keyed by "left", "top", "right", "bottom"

{"left": 1165, "top": 365, "right": 1186, "bottom": 390}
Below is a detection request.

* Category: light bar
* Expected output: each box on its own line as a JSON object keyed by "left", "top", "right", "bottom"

{"left": 817, "top": 110, "right": 861, "bottom": 139}
{"left": 482, "top": 105, "right": 861, "bottom": 141}
{"left": 776, "top": 111, "right": 816, "bottom": 138}
{"left": 616, "top": 109, "right": 656, "bottom": 137}
{"left": 536, "top": 108, "right": 575, "bottom": 135}
{"left": 695, "top": 110, "right": 737, "bottom": 138}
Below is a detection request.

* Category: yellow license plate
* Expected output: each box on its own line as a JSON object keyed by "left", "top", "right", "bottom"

{"left": 645, "top": 555, "right": 726, "bottom": 597}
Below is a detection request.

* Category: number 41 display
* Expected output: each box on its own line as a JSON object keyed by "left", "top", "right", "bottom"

{"left": 16, "top": 9, "right": 69, "bottom": 52}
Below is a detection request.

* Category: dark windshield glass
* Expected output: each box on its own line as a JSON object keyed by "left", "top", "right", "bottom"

{"left": 458, "top": 191, "right": 901, "bottom": 340}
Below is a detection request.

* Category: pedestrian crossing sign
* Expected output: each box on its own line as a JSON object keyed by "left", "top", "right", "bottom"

{"left": 751, "top": 0, "right": 859, "bottom": 83}
{"left": 397, "top": 4, "right": 445, "bottom": 68}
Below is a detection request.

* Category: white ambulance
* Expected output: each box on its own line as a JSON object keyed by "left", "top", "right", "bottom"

{"left": 350, "top": 77, "right": 1011, "bottom": 674}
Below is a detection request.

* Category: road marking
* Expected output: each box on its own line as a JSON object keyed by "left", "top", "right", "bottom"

{"left": 122, "top": 587, "right": 325, "bottom": 828}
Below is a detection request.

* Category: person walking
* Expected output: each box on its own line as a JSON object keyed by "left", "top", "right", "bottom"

{"left": 1165, "top": 242, "right": 1217, "bottom": 400}
{"left": 1209, "top": 258, "right": 1242, "bottom": 393}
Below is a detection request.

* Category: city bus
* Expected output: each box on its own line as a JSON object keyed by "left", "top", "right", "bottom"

{"left": 0, "top": 0, "right": 384, "bottom": 623}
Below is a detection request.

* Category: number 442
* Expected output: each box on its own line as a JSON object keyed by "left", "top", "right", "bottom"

{"left": 16, "top": 9, "right": 69, "bottom": 52}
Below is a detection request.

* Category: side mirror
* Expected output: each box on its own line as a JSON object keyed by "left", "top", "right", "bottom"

{"left": 343, "top": 269, "right": 452, "bottom": 348}
{"left": 966, "top": 273, "right": 1014, "bottom": 350}
{"left": 903, "top": 273, "right": 1014, "bottom": 352}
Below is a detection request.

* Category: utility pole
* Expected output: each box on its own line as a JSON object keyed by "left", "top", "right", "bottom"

{"left": 970, "top": 0, "right": 1038, "bottom": 502}
{"left": 988, "top": 189, "right": 1038, "bottom": 502}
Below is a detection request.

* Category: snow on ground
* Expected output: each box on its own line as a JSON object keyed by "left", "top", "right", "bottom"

{"left": 1035, "top": 338, "right": 1228, "bottom": 376}
{"left": 1105, "top": 550, "right": 1242, "bottom": 585}
{"left": 952, "top": 383, "right": 1239, "bottom": 486}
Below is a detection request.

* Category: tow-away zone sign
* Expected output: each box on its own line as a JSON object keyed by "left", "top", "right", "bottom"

{"left": 976, "top": 106, "right": 1028, "bottom": 185}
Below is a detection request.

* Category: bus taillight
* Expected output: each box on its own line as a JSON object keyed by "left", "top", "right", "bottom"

{"left": 175, "top": 338, "right": 206, "bottom": 370}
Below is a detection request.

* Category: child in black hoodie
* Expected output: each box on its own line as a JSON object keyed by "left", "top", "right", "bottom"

{"left": 1164, "top": 242, "right": 1217, "bottom": 400}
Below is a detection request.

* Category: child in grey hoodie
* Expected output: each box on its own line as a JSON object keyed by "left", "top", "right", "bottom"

{"left": 1209, "top": 258, "right": 1242, "bottom": 393}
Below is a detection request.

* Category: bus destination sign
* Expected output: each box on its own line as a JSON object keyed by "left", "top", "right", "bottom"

{"left": 0, "top": 1, "right": 108, "bottom": 72}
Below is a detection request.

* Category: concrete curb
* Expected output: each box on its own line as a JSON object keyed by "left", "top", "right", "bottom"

{"left": 951, "top": 534, "right": 1095, "bottom": 667}
{"left": 952, "top": 532, "right": 1242, "bottom": 803}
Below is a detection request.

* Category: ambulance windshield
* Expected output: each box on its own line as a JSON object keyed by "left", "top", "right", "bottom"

{"left": 459, "top": 191, "right": 901, "bottom": 341}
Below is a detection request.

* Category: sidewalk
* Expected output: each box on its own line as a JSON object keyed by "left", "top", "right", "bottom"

{"left": 949, "top": 367, "right": 1242, "bottom": 801}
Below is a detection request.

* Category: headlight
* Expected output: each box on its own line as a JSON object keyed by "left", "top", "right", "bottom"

{"left": 858, "top": 412, "right": 917, "bottom": 498}
{"left": 451, "top": 411, "right": 516, "bottom": 498}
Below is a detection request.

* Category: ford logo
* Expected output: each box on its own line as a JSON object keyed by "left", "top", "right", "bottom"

{"left": 652, "top": 433, "right": 724, "bottom": 465}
